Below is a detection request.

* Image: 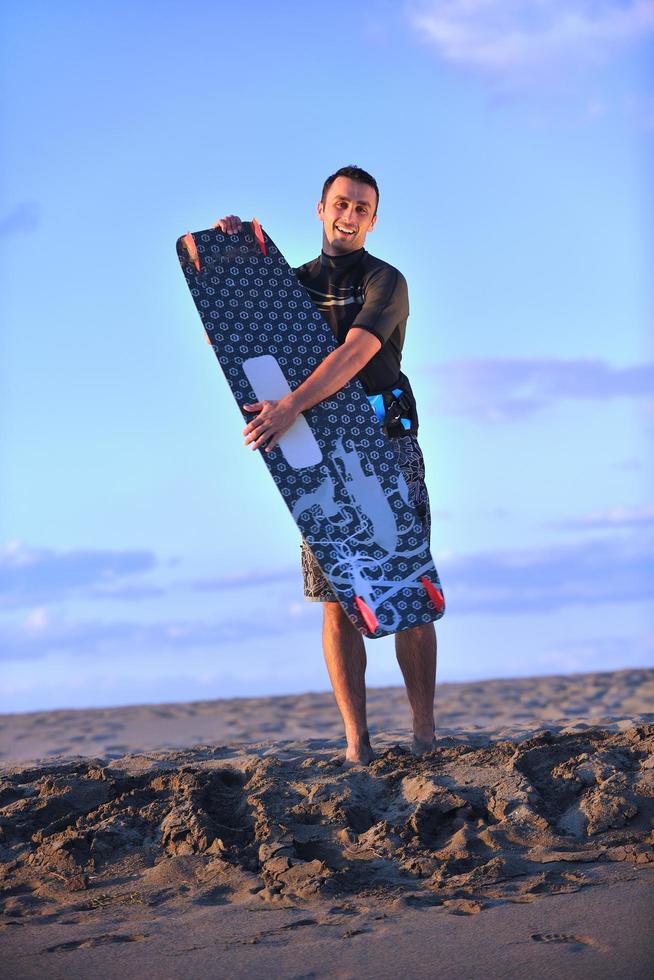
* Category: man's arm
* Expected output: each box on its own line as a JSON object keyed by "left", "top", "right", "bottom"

{"left": 243, "top": 327, "right": 381, "bottom": 452}
{"left": 211, "top": 214, "right": 386, "bottom": 451}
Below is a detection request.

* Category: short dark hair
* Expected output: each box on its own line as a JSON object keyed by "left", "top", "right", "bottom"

{"left": 321, "top": 165, "right": 379, "bottom": 214}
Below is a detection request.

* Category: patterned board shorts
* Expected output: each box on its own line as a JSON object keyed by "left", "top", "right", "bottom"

{"left": 301, "top": 433, "right": 432, "bottom": 602}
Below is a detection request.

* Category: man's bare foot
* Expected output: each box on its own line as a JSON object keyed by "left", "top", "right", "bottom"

{"left": 411, "top": 729, "right": 437, "bottom": 756}
{"left": 343, "top": 730, "right": 375, "bottom": 766}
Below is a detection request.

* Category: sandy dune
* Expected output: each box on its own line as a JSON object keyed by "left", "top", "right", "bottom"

{"left": 1, "top": 668, "right": 653, "bottom": 979}
{"left": 2, "top": 667, "right": 652, "bottom": 765}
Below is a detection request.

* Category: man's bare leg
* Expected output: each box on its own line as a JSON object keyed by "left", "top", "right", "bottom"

{"left": 395, "top": 623, "right": 437, "bottom": 753}
{"left": 322, "top": 602, "right": 374, "bottom": 764}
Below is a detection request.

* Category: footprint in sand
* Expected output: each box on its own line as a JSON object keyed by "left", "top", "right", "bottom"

{"left": 531, "top": 933, "right": 599, "bottom": 949}
{"left": 46, "top": 933, "right": 147, "bottom": 952}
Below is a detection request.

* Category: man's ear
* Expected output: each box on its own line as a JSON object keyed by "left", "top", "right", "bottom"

{"left": 317, "top": 200, "right": 325, "bottom": 221}
{"left": 368, "top": 213, "right": 377, "bottom": 232}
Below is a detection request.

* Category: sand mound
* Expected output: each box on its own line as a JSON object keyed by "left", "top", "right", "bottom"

{"left": 1, "top": 724, "right": 652, "bottom": 922}
{"left": 4, "top": 669, "right": 652, "bottom": 766}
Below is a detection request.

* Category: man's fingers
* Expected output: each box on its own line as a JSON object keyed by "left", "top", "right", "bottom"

{"left": 241, "top": 400, "right": 283, "bottom": 450}
{"left": 243, "top": 416, "right": 267, "bottom": 437}
{"left": 242, "top": 406, "right": 267, "bottom": 437}
{"left": 245, "top": 424, "right": 280, "bottom": 452}
{"left": 245, "top": 421, "right": 278, "bottom": 451}
{"left": 251, "top": 432, "right": 269, "bottom": 451}
{"left": 244, "top": 422, "right": 272, "bottom": 446}
{"left": 214, "top": 215, "right": 243, "bottom": 235}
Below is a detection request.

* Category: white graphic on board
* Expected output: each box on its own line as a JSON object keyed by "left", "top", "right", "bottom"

{"left": 292, "top": 437, "right": 433, "bottom": 627}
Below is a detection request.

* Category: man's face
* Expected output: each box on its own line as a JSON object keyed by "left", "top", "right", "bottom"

{"left": 317, "top": 176, "right": 377, "bottom": 256}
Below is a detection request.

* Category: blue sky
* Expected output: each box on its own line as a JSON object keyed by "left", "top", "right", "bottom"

{"left": 1, "top": 0, "right": 652, "bottom": 711}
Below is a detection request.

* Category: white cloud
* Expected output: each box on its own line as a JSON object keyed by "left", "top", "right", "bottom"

{"left": 421, "top": 357, "right": 654, "bottom": 422}
{"left": 1, "top": 533, "right": 650, "bottom": 665}
{"left": 189, "top": 565, "right": 299, "bottom": 592}
{"left": 441, "top": 532, "right": 653, "bottom": 612}
{"left": 0, "top": 605, "right": 317, "bottom": 662}
{"left": 551, "top": 502, "right": 654, "bottom": 529}
{"left": 25, "top": 607, "right": 49, "bottom": 632}
{"left": 0, "top": 541, "right": 158, "bottom": 609}
{"left": 407, "top": 0, "right": 654, "bottom": 75}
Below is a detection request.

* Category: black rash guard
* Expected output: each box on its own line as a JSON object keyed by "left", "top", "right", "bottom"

{"left": 295, "top": 247, "right": 419, "bottom": 432}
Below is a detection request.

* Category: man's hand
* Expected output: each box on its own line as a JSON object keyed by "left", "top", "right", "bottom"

{"left": 241, "top": 329, "right": 380, "bottom": 456}
{"left": 243, "top": 395, "right": 299, "bottom": 453}
{"left": 214, "top": 215, "right": 243, "bottom": 235}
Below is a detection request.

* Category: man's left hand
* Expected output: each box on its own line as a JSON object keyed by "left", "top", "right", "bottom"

{"left": 243, "top": 396, "right": 298, "bottom": 453}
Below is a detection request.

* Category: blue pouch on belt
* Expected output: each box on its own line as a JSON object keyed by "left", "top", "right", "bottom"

{"left": 367, "top": 387, "right": 415, "bottom": 437}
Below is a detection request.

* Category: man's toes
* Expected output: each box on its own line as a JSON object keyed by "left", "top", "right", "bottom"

{"left": 411, "top": 736, "right": 437, "bottom": 756}
{"left": 343, "top": 744, "right": 375, "bottom": 767}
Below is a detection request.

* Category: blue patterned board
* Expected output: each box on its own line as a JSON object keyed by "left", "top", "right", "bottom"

{"left": 176, "top": 222, "right": 445, "bottom": 638}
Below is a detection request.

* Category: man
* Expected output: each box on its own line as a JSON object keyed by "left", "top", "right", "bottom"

{"left": 215, "top": 165, "right": 437, "bottom": 765}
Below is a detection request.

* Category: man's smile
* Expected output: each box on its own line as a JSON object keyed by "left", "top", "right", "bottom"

{"left": 334, "top": 223, "right": 357, "bottom": 236}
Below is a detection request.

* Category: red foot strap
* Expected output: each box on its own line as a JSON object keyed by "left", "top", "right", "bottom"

{"left": 251, "top": 217, "right": 267, "bottom": 256}
{"left": 182, "top": 232, "right": 201, "bottom": 272}
{"left": 354, "top": 596, "right": 378, "bottom": 634}
{"left": 420, "top": 577, "right": 445, "bottom": 612}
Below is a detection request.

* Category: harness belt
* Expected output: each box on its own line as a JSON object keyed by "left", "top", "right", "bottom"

{"left": 367, "top": 387, "right": 415, "bottom": 438}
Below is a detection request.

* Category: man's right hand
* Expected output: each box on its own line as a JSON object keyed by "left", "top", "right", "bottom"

{"left": 213, "top": 215, "right": 243, "bottom": 235}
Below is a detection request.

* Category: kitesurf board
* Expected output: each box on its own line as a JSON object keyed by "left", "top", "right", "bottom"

{"left": 176, "top": 221, "right": 445, "bottom": 638}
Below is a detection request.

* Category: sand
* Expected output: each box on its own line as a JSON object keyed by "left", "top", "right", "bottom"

{"left": 1, "top": 668, "right": 653, "bottom": 979}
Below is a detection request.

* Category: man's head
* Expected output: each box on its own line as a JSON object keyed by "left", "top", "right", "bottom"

{"left": 318, "top": 165, "right": 379, "bottom": 256}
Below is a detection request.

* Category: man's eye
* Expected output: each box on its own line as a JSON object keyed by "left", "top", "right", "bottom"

{"left": 357, "top": 206, "right": 368, "bottom": 214}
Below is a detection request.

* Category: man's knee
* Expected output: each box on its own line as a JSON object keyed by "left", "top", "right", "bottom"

{"left": 396, "top": 620, "right": 436, "bottom": 646}
{"left": 412, "top": 621, "right": 436, "bottom": 638}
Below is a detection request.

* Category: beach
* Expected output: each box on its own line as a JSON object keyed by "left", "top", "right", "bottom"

{"left": 1, "top": 668, "right": 653, "bottom": 978}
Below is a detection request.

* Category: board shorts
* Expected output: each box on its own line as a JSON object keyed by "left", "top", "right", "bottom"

{"left": 301, "top": 433, "right": 431, "bottom": 603}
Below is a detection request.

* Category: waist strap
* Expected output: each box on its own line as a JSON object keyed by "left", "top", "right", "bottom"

{"left": 367, "top": 388, "right": 413, "bottom": 434}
